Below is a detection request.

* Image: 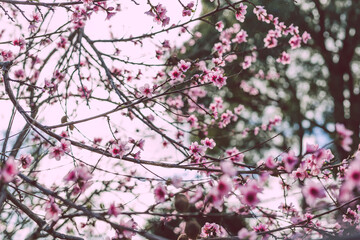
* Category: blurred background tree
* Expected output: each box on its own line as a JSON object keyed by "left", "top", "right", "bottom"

{"left": 178, "top": 0, "right": 360, "bottom": 161}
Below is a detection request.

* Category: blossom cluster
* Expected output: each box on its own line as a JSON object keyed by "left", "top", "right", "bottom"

{"left": 0, "top": 1, "right": 358, "bottom": 240}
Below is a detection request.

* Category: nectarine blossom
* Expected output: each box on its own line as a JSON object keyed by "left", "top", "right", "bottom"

{"left": 336, "top": 123, "right": 353, "bottom": 152}
{"left": 302, "top": 180, "right": 326, "bottom": 207}
{"left": 45, "top": 197, "right": 61, "bottom": 222}
{"left": 154, "top": 183, "right": 167, "bottom": 203}
{"left": 0, "top": 157, "right": 19, "bottom": 183}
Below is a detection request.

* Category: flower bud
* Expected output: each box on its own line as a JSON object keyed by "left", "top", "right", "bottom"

{"left": 185, "top": 220, "right": 200, "bottom": 239}
{"left": 174, "top": 194, "right": 189, "bottom": 213}
{"left": 61, "top": 116, "right": 67, "bottom": 123}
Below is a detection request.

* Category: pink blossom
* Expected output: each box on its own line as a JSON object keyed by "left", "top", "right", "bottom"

{"left": 169, "top": 66, "right": 183, "bottom": 80}
{"left": 345, "top": 153, "right": 360, "bottom": 188}
{"left": 182, "top": 9, "right": 192, "bottom": 17}
{"left": 302, "top": 31, "right": 311, "bottom": 44}
{"left": 32, "top": 12, "right": 41, "bottom": 22}
{"left": 253, "top": 6, "right": 267, "bottom": 21}
{"left": 77, "top": 165, "right": 92, "bottom": 181}
{"left": 213, "top": 42, "right": 225, "bottom": 55}
{"left": 282, "top": 150, "right": 298, "bottom": 173}
{"left": 207, "top": 189, "right": 224, "bottom": 210}
{"left": 13, "top": 38, "right": 26, "bottom": 50}
{"left": 264, "top": 31, "right": 278, "bottom": 48}
{"left": 147, "top": 114, "right": 154, "bottom": 121}
{"left": 111, "top": 144, "right": 121, "bottom": 157}
{"left": 139, "top": 83, "right": 152, "bottom": 98}
{"left": 111, "top": 141, "right": 129, "bottom": 158}
{"left": 276, "top": 51, "right": 291, "bottom": 64}
{"left": 265, "top": 156, "right": 278, "bottom": 169}
{"left": 64, "top": 166, "right": 92, "bottom": 182}
{"left": 343, "top": 208, "right": 360, "bottom": 225}
{"left": 240, "top": 80, "right": 259, "bottom": 95}
{"left": 226, "top": 147, "right": 244, "bottom": 162}
{"left": 254, "top": 223, "right": 268, "bottom": 234}
{"left": 216, "top": 175, "right": 232, "bottom": 197}
{"left": 63, "top": 166, "right": 92, "bottom": 183}
{"left": 72, "top": 181, "right": 93, "bottom": 196}
{"left": 106, "top": 11, "right": 116, "bottom": 20}
{"left": 187, "top": 115, "right": 198, "bottom": 128}
{"left": 0, "top": 157, "right": 19, "bottom": 183}
{"left": 132, "top": 151, "right": 141, "bottom": 160}
{"left": 306, "top": 143, "right": 319, "bottom": 154}
{"left": 240, "top": 181, "right": 262, "bottom": 207}
{"left": 57, "top": 36, "right": 68, "bottom": 49}
{"left": 176, "top": 130, "right": 184, "bottom": 140}
{"left": 289, "top": 35, "right": 302, "bottom": 49}
{"left": 336, "top": 123, "right": 353, "bottom": 152}
{"left": 219, "top": 110, "right": 234, "bottom": 128}
{"left": 242, "top": 55, "right": 253, "bottom": 69}
{"left": 238, "top": 228, "right": 257, "bottom": 240}
{"left": 201, "top": 137, "right": 216, "bottom": 149}
{"left": 45, "top": 197, "right": 61, "bottom": 221}
{"left": 292, "top": 162, "right": 308, "bottom": 181}
{"left": 339, "top": 181, "right": 354, "bottom": 202}
{"left": 154, "top": 183, "right": 167, "bottom": 203}
{"left": 60, "top": 138, "right": 71, "bottom": 153}
{"left": 49, "top": 146, "right": 65, "bottom": 161}
{"left": 136, "top": 139, "right": 145, "bottom": 151}
{"left": 189, "top": 186, "right": 203, "bottom": 204}
{"left": 213, "top": 57, "right": 227, "bottom": 67}
{"left": 19, "top": 154, "right": 33, "bottom": 169}
{"left": 201, "top": 222, "right": 222, "bottom": 237}
{"left": 303, "top": 212, "right": 314, "bottom": 223}
{"left": 116, "top": 219, "right": 137, "bottom": 239}
{"left": 306, "top": 148, "right": 331, "bottom": 175}
{"left": 209, "top": 71, "right": 227, "bottom": 89}
{"left": 215, "top": 21, "right": 224, "bottom": 32}
{"left": 14, "top": 69, "right": 25, "bottom": 79}
{"left": 64, "top": 165, "right": 92, "bottom": 195}
{"left": 234, "top": 104, "right": 244, "bottom": 115}
{"left": 302, "top": 180, "right": 326, "bottom": 207}
{"left": 1, "top": 50, "right": 14, "bottom": 61}
{"left": 232, "top": 29, "right": 248, "bottom": 44}
{"left": 108, "top": 202, "right": 122, "bottom": 217}
{"left": 146, "top": 4, "right": 170, "bottom": 27}
{"left": 220, "top": 160, "right": 237, "bottom": 177}
{"left": 60, "top": 131, "right": 68, "bottom": 138}
{"left": 177, "top": 60, "right": 191, "bottom": 72}
{"left": 235, "top": 3, "right": 247, "bottom": 22}
{"left": 254, "top": 127, "right": 260, "bottom": 135}
{"left": 155, "top": 49, "right": 163, "bottom": 59}
{"left": 189, "top": 142, "right": 205, "bottom": 156}
{"left": 284, "top": 24, "right": 299, "bottom": 35}
{"left": 93, "top": 137, "right": 102, "bottom": 147}
{"left": 78, "top": 86, "right": 92, "bottom": 99}
{"left": 224, "top": 54, "right": 237, "bottom": 62}
{"left": 64, "top": 169, "right": 77, "bottom": 182}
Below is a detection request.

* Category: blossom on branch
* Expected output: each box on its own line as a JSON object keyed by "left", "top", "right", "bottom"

{"left": 45, "top": 197, "right": 61, "bottom": 222}
{"left": 19, "top": 154, "right": 33, "bottom": 169}
{"left": 336, "top": 123, "right": 353, "bottom": 152}
{"left": 235, "top": 3, "right": 247, "bottom": 22}
{"left": 302, "top": 180, "right": 326, "bottom": 207}
{"left": 239, "top": 180, "right": 262, "bottom": 207}
{"left": 154, "top": 183, "right": 167, "bottom": 203}
{"left": 0, "top": 157, "right": 19, "bottom": 183}
{"left": 276, "top": 51, "right": 291, "bottom": 64}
